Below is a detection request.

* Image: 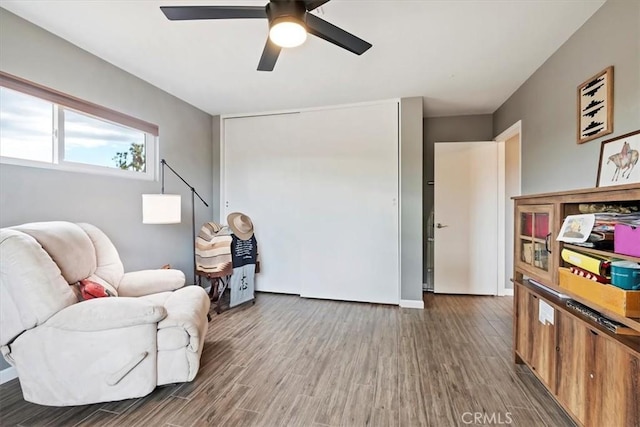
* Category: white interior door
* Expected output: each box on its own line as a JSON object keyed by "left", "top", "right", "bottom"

{"left": 297, "top": 103, "right": 399, "bottom": 304}
{"left": 434, "top": 141, "right": 499, "bottom": 295}
{"left": 223, "top": 113, "right": 302, "bottom": 294}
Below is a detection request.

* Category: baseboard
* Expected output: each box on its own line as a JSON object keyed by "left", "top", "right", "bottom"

{"left": 0, "top": 366, "right": 17, "bottom": 385}
{"left": 400, "top": 299, "right": 424, "bottom": 309}
{"left": 503, "top": 288, "right": 514, "bottom": 296}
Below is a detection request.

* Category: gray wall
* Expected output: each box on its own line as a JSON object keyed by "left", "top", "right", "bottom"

{"left": 399, "top": 97, "right": 424, "bottom": 302}
{"left": 423, "top": 115, "right": 494, "bottom": 284}
{"left": 494, "top": 0, "right": 640, "bottom": 194}
{"left": 0, "top": 5, "right": 214, "bottom": 353}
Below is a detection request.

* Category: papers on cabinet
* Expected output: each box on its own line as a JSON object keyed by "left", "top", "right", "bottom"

{"left": 538, "top": 299, "right": 555, "bottom": 325}
{"left": 557, "top": 214, "right": 595, "bottom": 243}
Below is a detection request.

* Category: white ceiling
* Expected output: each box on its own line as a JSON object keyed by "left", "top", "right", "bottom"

{"left": 1, "top": 0, "right": 605, "bottom": 117}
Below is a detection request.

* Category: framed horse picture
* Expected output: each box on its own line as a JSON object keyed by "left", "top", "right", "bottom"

{"left": 596, "top": 130, "right": 640, "bottom": 187}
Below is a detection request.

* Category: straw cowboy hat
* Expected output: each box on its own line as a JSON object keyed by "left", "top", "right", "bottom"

{"left": 227, "top": 212, "right": 254, "bottom": 240}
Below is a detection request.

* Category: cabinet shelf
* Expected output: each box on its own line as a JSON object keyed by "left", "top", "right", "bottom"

{"left": 518, "top": 235, "right": 547, "bottom": 244}
{"left": 563, "top": 243, "right": 640, "bottom": 263}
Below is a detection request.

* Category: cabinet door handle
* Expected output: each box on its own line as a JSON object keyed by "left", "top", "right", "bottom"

{"left": 545, "top": 233, "right": 552, "bottom": 254}
{"left": 590, "top": 329, "right": 599, "bottom": 336}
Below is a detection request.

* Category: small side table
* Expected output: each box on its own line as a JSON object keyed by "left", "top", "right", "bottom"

{"left": 196, "top": 267, "right": 232, "bottom": 315}
{"left": 196, "top": 262, "right": 260, "bottom": 315}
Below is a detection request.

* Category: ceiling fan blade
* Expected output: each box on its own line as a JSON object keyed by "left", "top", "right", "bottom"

{"left": 304, "top": 0, "right": 332, "bottom": 11}
{"left": 160, "top": 6, "right": 267, "bottom": 21}
{"left": 304, "top": 13, "right": 372, "bottom": 55}
{"left": 257, "top": 38, "right": 282, "bottom": 71}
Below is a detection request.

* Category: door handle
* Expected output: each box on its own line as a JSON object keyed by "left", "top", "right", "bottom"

{"left": 436, "top": 223, "right": 448, "bottom": 229}
{"left": 545, "top": 233, "right": 552, "bottom": 254}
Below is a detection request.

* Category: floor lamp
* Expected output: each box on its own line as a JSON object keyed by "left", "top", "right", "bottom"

{"left": 142, "top": 159, "right": 209, "bottom": 285}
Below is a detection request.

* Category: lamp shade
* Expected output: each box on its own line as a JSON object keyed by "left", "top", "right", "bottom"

{"left": 269, "top": 18, "right": 307, "bottom": 48}
{"left": 142, "top": 194, "right": 181, "bottom": 224}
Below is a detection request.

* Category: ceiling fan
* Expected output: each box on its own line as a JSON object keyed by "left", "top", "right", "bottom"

{"left": 160, "top": 0, "right": 372, "bottom": 71}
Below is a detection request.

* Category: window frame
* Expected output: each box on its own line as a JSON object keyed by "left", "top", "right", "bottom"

{"left": 0, "top": 71, "right": 159, "bottom": 180}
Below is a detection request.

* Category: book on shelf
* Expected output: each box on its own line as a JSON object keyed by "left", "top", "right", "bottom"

{"left": 561, "top": 248, "right": 611, "bottom": 277}
{"left": 568, "top": 266, "right": 609, "bottom": 284}
{"left": 570, "top": 231, "right": 614, "bottom": 250}
{"left": 593, "top": 212, "right": 640, "bottom": 227}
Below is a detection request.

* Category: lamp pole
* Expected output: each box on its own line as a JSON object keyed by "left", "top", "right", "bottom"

{"left": 160, "top": 159, "right": 209, "bottom": 284}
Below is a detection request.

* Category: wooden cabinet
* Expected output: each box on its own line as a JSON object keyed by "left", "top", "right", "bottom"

{"left": 513, "top": 184, "right": 640, "bottom": 427}
{"left": 515, "top": 286, "right": 556, "bottom": 390}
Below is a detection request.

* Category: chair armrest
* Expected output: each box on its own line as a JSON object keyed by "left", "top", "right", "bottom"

{"left": 118, "top": 269, "right": 185, "bottom": 297}
{"left": 44, "top": 298, "right": 166, "bottom": 332}
{"left": 156, "top": 287, "right": 210, "bottom": 352}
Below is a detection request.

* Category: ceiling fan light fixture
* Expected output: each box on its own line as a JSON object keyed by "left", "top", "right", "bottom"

{"left": 269, "top": 17, "right": 307, "bottom": 48}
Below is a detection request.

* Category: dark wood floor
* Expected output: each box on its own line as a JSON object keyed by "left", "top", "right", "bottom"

{"left": 0, "top": 293, "right": 574, "bottom": 427}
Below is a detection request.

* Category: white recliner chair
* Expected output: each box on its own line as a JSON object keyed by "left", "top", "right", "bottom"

{"left": 0, "top": 221, "right": 210, "bottom": 406}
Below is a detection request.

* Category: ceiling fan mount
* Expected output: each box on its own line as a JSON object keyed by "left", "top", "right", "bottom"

{"left": 160, "top": 0, "right": 372, "bottom": 71}
{"left": 265, "top": 0, "right": 307, "bottom": 22}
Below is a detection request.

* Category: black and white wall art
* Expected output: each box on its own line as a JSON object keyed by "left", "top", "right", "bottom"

{"left": 577, "top": 66, "right": 613, "bottom": 144}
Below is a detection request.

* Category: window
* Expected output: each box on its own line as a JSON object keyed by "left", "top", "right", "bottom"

{"left": 63, "top": 108, "right": 148, "bottom": 171}
{"left": 0, "top": 72, "right": 158, "bottom": 179}
{"left": 0, "top": 87, "right": 53, "bottom": 163}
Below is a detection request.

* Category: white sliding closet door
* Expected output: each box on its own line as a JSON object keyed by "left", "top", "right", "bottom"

{"left": 298, "top": 103, "right": 399, "bottom": 304}
{"left": 222, "top": 102, "right": 400, "bottom": 304}
{"left": 223, "top": 113, "right": 302, "bottom": 294}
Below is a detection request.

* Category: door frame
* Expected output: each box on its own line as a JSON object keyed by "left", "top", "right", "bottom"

{"left": 433, "top": 140, "right": 505, "bottom": 296}
{"left": 494, "top": 120, "right": 522, "bottom": 296}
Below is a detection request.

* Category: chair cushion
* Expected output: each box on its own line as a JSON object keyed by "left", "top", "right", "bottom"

{"left": 77, "top": 223, "right": 124, "bottom": 288}
{"left": 11, "top": 222, "right": 97, "bottom": 285}
{"left": 118, "top": 270, "right": 185, "bottom": 297}
{"left": 0, "top": 229, "right": 77, "bottom": 346}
